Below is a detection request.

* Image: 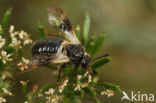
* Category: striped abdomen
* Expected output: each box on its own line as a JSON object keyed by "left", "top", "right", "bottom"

{"left": 31, "top": 37, "right": 63, "bottom": 58}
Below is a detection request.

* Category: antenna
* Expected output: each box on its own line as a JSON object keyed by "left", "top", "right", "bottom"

{"left": 92, "top": 53, "right": 109, "bottom": 62}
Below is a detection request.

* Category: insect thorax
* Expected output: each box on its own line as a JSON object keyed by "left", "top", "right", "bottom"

{"left": 66, "top": 44, "right": 84, "bottom": 65}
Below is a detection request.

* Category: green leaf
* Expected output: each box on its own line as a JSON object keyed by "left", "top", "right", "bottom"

{"left": 75, "top": 25, "right": 81, "bottom": 40}
{"left": 72, "top": 98, "right": 82, "bottom": 103}
{"left": 0, "top": 25, "right": 3, "bottom": 35}
{"left": 21, "top": 81, "right": 28, "bottom": 94}
{"left": 4, "top": 36, "right": 16, "bottom": 54}
{"left": 92, "top": 69, "right": 98, "bottom": 75}
{"left": 91, "top": 32, "right": 106, "bottom": 57}
{"left": 36, "top": 98, "right": 46, "bottom": 103}
{"left": 38, "top": 81, "right": 57, "bottom": 93}
{"left": 38, "top": 22, "right": 46, "bottom": 38}
{"left": 1, "top": 8, "right": 12, "bottom": 29}
{"left": 92, "top": 57, "right": 112, "bottom": 69}
{"left": 83, "top": 87, "right": 96, "bottom": 97}
{"left": 64, "top": 97, "right": 82, "bottom": 103}
{"left": 0, "top": 31, "right": 3, "bottom": 35}
{"left": 73, "top": 90, "right": 84, "bottom": 98}
{"left": 82, "top": 13, "right": 90, "bottom": 45}
{"left": 91, "top": 77, "right": 99, "bottom": 85}
{"left": 4, "top": 46, "right": 16, "bottom": 54}
{"left": 86, "top": 96, "right": 101, "bottom": 103}
{"left": 0, "top": 80, "right": 9, "bottom": 89}
{"left": 93, "top": 98, "right": 101, "bottom": 103}
{"left": 85, "top": 34, "right": 96, "bottom": 53}
{"left": 99, "top": 82, "right": 121, "bottom": 92}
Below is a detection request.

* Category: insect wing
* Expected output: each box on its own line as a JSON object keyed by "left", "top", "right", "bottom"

{"left": 47, "top": 7, "right": 65, "bottom": 29}
{"left": 47, "top": 7, "right": 80, "bottom": 44}
{"left": 51, "top": 54, "right": 70, "bottom": 64}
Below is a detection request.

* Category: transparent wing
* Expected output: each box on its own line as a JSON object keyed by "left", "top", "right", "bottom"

{"left": 47, "top": 7, "right": 80, "bottom": 44}
{"left": 50, "top": 54, "right": 70, "bottom": 64}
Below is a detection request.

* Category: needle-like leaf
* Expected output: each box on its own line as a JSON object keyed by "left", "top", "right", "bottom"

{"left": 83, "top": 87, "right": 96, "bottom": 97}
{"left": 82, "top": 13, "right": 90, "bottom": 45}
{"left": 75, "top": 25, "right": 81, "bottom": 40}
{"left": 38, "top": 81, "right": 57, "bottom": 93}
{"left": 0, "top": 25, "right": 3, "bottom": 35}
{"left": 92, "top": 57, "right": 112, "bottom": 69}
{"left": 85, "top": 34, "right": 96, "bottom": 53}
{"left": 38, "top": 22, "right": 46, "bottom": 38}
{"left": 91, "top": 32, "right": 106, "bottom": 57}
{"left": 99, "top": 82, "right": 121, "bottom": 92}
{"left": 1, "top": 8, "right": 12, "bottom": 29}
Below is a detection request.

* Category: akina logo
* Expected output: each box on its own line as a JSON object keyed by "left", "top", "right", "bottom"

{"left": 121, "top": 91, "right": 154, "bottom": 102}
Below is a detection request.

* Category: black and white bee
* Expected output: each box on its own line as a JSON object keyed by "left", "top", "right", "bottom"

{"left": 28, "top": 7, "right": 108, "bottom": 81}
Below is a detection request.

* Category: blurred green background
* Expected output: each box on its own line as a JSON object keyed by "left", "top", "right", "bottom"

{"left": 0, "top": 0, "right": 156, "bottom": 102}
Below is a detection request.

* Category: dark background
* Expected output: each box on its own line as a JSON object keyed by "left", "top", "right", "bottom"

{"left": 0, "top": 0, "right": 156, "bottom": 103}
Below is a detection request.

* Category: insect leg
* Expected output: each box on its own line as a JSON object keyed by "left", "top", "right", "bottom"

{"left": 74, "top": 65, "right": 79, "bottom": 81}
{"left": 44, "top": 29, "right": 58, "bottom": 37}
{"left": 54, "top": 64, "right": 66, "bottom": 87}
{"left": 58, "top": 66, "right": 62, "bottom": 80}
{"left": 88, "top": 66, "right": 93, "bottom": 78}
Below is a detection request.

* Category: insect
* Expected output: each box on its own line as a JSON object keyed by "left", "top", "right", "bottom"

{"left": 28, "top": 7, "right": 108, "bottom": 82}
